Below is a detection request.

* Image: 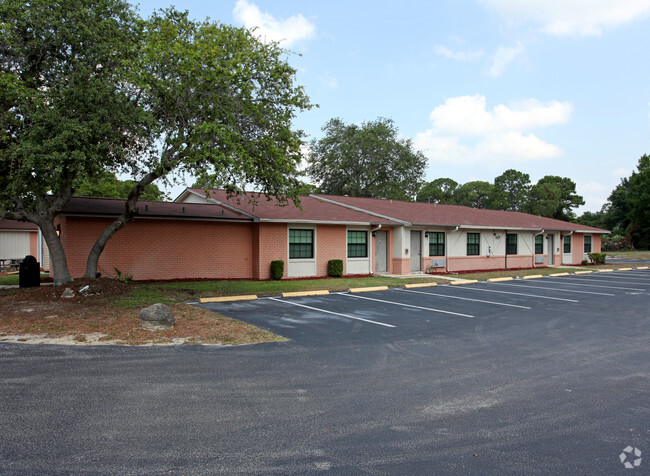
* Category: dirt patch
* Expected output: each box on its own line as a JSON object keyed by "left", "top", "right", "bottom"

{"left": 0, "top": 279, "right": 285, "bottom": 346}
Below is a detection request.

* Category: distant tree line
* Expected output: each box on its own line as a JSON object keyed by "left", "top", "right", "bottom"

{"left": 576, "top": 154, "right": 650, "bottom": 250}
{"left": 416, "top": 169, "right": 585, "bottom": 221}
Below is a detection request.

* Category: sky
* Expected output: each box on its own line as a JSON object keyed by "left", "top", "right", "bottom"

{"left": 133, "top": 0, "right": 650, "bottom": 213}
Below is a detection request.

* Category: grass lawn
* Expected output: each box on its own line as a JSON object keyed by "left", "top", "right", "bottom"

{"left": 605, "top": 250, "right": 650, "bottom": 260}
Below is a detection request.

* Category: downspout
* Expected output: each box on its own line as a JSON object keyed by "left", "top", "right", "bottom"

{"left": 533, "top": 229, "right": 544, "bottom": 268}
{"left": 505, "top": 230, "right": 508, "bottom": 271}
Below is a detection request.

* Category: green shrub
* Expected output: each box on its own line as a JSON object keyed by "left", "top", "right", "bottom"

{"left": 270, "top": 260, "right": 284, "bottom": 280}
{"left": 113, "top": 268, "right": 133, "bottom": 283}
{"left": 581, "top": 259, "right": 589, "bottom": 266}
{"left": 587, "top": 252, "right": 606, "bottom": 264}
{"left": 327, "top": 259, "right": 343, "bottom": 278}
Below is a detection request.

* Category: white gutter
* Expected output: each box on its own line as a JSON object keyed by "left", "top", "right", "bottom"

{"left": 534, "top": 229, "right": 545, "bottom": 236}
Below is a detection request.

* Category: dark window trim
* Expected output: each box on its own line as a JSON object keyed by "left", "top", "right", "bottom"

{"left": 428, "top": 231, "right": 445, "bottom": 257}
{"left": 584, "top": 235, "right": 592, "bottom": 253}
{"left": 506, "top": 234, "right": 518, "bottom": 255}
{"left": 467, "top": 232, "right": 480, "bottom": 256}
{"left": 563, "top": 235, "right": 571, "bottom": 254}
{"left": 535, "top": 235, "right": 544, "bottom": 255}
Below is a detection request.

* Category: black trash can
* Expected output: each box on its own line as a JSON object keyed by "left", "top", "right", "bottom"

{"left": 19, "top": 255, "right": 40, "bottom": 288}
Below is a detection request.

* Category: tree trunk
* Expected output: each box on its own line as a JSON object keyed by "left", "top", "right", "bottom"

{"left": 40, "top": 221, "right": 73, "bottom": 286}
{"left": 83, "top": 217, "right": 129, "bottom": 279}
{"left": 83, "top": 149, "right": 178, "bottom": 279}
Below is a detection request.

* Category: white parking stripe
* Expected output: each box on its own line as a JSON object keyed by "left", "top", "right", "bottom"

{"left": 268, "top": 298, "right": 396, "bottom": 328}
{"left": 453, "top": 285, "right": 579, "bottom": 302}
{"left": 585, "top": 273, "right": 650, "bottom": 282}
{"left": 547, "top": 277, "right": 644, "bottom": 291}
{"left": 493, "top": 282, "right": 615, "bottom": 296}
{"left": 342, "top": 293, "right": 475, "bottom": 318}
{"left": 401, "top": 288, "right": 531, "bottom": 309}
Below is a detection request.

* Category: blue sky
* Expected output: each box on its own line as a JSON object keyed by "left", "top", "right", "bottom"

{"left": 133, "top": 0, "right": 650, "bottom": 213}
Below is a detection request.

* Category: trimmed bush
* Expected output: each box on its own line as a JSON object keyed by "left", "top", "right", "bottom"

{"left": 270, "top": 260, "right": 284, "bottom": 280}
{"left": 581, "top": 259, "right": 589, "bottom": 266}
{"left": 327, "top": 259, "right": 343, "bottom": 278}
{"left": 588, "top": 252, "right": 606, "bottom": 264}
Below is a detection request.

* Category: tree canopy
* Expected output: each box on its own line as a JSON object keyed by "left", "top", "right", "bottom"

{"left": 74, "top": 170, "right": 166, "bottom": 201}
{"left": 416, "top": 178, "right": 458, "bottom": 203}
{"left": 306, "top": 118, "right": 426, "bottom": 200}
{"left": 1, "top": 1, "right": 313, "bottom": 284}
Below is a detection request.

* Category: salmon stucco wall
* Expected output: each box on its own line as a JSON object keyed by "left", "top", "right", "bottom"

{"left": 392, "top": 257, "right": 410, "bottom": 275}
{"left": 254, "top": 223, "right": 287, "bottom": 280}
{"left": 61, "top": 217, "right": 255, "bottom": 281}
{"left": 316, "top": 225, "right": 347, "bottom": 276}
{"left": 572, "top": 234, "right": 585, "bottom": 264}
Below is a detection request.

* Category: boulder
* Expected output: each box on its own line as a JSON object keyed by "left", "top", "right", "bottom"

{"left": 61, "top": 288, "right": 75, "bottom": 299}
{"left": 139, "top": 303, "right": 175, "bottom": 330}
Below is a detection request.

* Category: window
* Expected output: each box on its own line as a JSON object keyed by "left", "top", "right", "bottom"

{"left": 347, "top": 230, "right": 368, "bottom": 258}
{"left": 584, "top": 235, "right": 592, "bottom": 253}
{"left": 506, "top": 234, "right": 518, "bottom": 255}
{"left": 535, "top": 235, "right": 543, "bottom": 254}
{"left": 563, "top": 235, "right": 571, "bottom": 254}
{"left": 467, "top": 233, "right": 480, "bottom": 256}
{"left": 428, "top": 232, "right": 445, "bottom": 256}
{"left": 289, "top": 229, "right": 313, "bottom": 259}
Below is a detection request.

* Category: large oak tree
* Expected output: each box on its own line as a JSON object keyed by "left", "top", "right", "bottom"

{"left": 306, "top": 118, "right": 426, "bottom": 200}
{"left": 1, "top": 2, "right": 312, "bottom": 285}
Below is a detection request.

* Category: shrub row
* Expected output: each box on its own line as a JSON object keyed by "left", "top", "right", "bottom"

{"left": 269, "top": 259, "right": 345, "bottom": 280}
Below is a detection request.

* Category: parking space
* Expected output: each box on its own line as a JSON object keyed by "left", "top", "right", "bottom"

{"left": 196, "top": 269, "right": 649, "bottom": 346}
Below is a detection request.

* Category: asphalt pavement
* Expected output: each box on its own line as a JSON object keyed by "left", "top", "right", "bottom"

{"left": 1, "top": 271, "right": 649, "bottom": 474}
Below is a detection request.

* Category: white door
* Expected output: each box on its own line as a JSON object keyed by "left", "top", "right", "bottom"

{"left": 410, "top": 231, "right": 421, "bottom": 272}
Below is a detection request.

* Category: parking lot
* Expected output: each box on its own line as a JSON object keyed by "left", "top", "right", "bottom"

{"left": 2, "top": 268, "right": 648, "bottom": 473}
{"left": 197, "top": 269, "right": 650, "bottom": 347}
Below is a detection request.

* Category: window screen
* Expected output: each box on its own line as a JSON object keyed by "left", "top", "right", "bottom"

{"left": 428, "top": 232, "right": 445, "bottom": 257}
{"left": 506, "top": 234, "right": 518, "bottom": 255}
{"left": 289, "top": 229, "right": 313, "bottom": 259}
{"left": 535, "top": 235, "right": 543, "bottom": 254}
{"left": 467, "top": 233, "right": 480, "bottom": 256}
{"left": 347, "top": 231, "right": 368, "bottom": 258}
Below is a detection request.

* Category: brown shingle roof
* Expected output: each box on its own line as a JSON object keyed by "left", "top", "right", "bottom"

{"left": 61, "top": 196, "right": 250, "bottom": 221}
{"left": 311, "top": 194, "right": 608, "bottom": 233}
{"left": 0, "top": 219, "right": 39, "bottom": 231}
{"left": 186, "top": 189, "right": 399, "bottom": 224}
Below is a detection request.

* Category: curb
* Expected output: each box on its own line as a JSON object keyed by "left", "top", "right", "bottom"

{"left": 523, "top": 275, "right": 543, "bottom": 279}
{"left": 598, "top": 269, "right": 614, "bottom": 273}
{"left": 487, "top": 277, "right": 513, "bottom": 282}
{"left": 349, "top": 286, "right": 389, "bottom": 293}
{"left": 199, "top": 295, "right": 257, "bottom": 303}
{"left": 404, "top": 282, "right": 438, "bottom": 289}
{"left": 549, "top": 272, "right": 569, "bottom": 277}
{"left": 450, "top": 280, "right": 479, "bottom": 285}
{"left": 282, "top": 290, "right": 329, "bottom": 298}
{"left": 574, "top": 271, "right": 592, "bottom": 275}
{"left": 637, "top": 266, "right": 649, "bottom": 270}
{"left": 618, "top": 267, "right": 633, "bottom": 271}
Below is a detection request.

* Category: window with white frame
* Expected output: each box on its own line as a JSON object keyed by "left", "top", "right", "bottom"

{"left": 347, "top": 230, "right": 368, "bottom": 258}
{"left": 289, "top": 229, "right": 314, "bottom": 259}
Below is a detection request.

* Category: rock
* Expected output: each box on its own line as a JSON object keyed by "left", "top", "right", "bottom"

{"left": 61, "top": 288, "right": 75, "bottom": 298}
{"left": 139, "top": 303, "right": 175, "bottom": 330}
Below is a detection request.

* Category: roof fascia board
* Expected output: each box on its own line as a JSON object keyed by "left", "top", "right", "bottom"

{"left": 59, "top": 212, "right": 251, "bottom": 223}
{"left": 309, "top": 195, "right": 411, "bottom": 226}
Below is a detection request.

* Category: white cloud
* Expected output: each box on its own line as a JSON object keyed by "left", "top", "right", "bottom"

{"left": 414, "top": 95, "right": 571, "bottom": 165}
{"left": 488, "top": 42, "right": 525, "bottom": 77}
{"left": 435, "top": 45, "right": 485, "bottom": 62}
{"left": 612, "top": 167, "right": 631, "bottom": 178}
{"left": 233, "top": 0, "right": 316, "bottom": 47}
{"left": 480, "top": 0, "right": 650, "bottom": 36}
